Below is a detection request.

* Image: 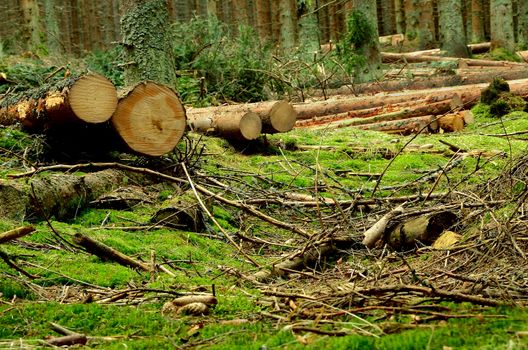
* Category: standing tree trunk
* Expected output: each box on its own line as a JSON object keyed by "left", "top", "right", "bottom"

{"left": 43, "top": 0, "right": 61, "bottom": 55}
{"left": 416, "top": 0, "right": 436, "bottom": 49}
{"left": 471, "top": 0, "right": 486, "bottom": 43}
{"left": 119, "top": 0, "right": 178, "bottom": 89}
{"left": 20, "top": 0, "right": 42, "bottom": 53}
{"left": 490, "top": 0, "right": 515, "bottom": 52}
{"left": 279, "top": 0, "right": 298, "bottom": 51}
{"left": 255, "top": 0, "right": 272, "bottom": 42}
{"left": 116, "top": 0, "right": 186, "bottom": 156}
{"left": 404, "top": 0, "right": 418, "bottom": 43}
{"left": 380, "top": 0, "right": 396, "bottom": 35}
{"left": 394, "top": 0, "right": 405, "bottom": 34}
{"left": 518, "top": 0, "right": 528, "bottom": 49}
{"left": 438, "top": 0, "right": 470, "bottom": 57}
{"left": 348, "top": 0, "right": 381, "bottom": 82}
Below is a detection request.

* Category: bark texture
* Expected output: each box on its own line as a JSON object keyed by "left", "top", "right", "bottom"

{"left": 119, "top": 0, "right": 178, "bottom": 88}
{"left": 490, "top": 0, "right": 515, "bottom": 52}
{"left": 438, "top": 0, "right": 470, "bottom": 57}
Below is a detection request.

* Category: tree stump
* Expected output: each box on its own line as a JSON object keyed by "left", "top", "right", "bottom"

{"left": 112, "top": 82, "right": 186, "bottom": 156}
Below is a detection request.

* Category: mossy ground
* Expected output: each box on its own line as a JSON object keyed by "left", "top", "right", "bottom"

{"left": 1, "top": 108, "right": 528, "bottom": 348}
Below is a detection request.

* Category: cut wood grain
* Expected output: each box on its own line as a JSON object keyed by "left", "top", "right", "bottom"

{"left": 0, "top": 73, "right": 117, "bottom": 130}
{"left": 112, "top": 82, "right": 186, "bottom": 156}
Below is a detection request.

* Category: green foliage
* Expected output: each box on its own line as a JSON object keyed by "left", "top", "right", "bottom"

{"left": 0, "top": 279, "right": 34, "bottom": 300}
{"left": 336, "top": 10, "right": 376, "bottom": 75}
{"left": 488, "top": 48, "right": 522, "bottom": 62}
{"left": 172, "top": 17, "right": 272, "bottom": 105}
{"left": 479, "top": 78, "right": 526, "bottom": 117}
{"left": 85, "top": 48, "right": 124, "bottom": 87}
{"left": 481, "top": 78, "right": 510, "bottom": 105}
{"left": 0, "top": 58, "right": 61, "bottom": 94}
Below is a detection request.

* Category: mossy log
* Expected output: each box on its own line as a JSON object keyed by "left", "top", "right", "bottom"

{"left": 112, "top": 81, "right": 186, "bottom": 156}
{"left": 150, "top": 191, "right": 207, "bottom": 232}
{"left": 355, "top": 115, "right": 439, "bottom": 135}
{"left": 0, "top": 73, "right": 118, "bottom": 131}
{"left": 188, "top": 100, "right": 297, "bottom": 134}
{"left": 0, "top": 169, "right": 148, "bottom": 221}
{"left": 187, "top": 110, "right": 262, "bottom": 141}
{"left": 385, "top": 211, "right": 458, "bottom": 250}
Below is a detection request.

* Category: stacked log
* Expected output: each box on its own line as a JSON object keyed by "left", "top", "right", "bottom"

{"left": 0, "top": 73, "right": 118, "bottom": 130}
{"left": 186, "top": 100, "right": 297, "bottom": 141}
{"left": 0, "top": 75, "right": 188, "bottom": 157}
{"left": 294, "top": 78, "right": 528, "bottom": 135}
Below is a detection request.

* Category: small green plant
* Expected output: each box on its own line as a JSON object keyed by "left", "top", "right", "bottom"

{"left": 85, "top": 48, "right": 124, "bottom": 87}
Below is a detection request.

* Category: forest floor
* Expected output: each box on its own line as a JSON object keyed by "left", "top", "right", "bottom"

{"left": 1, "top": 106, "right": 528, "bottom": 349}
{"left": 1, "top": 47, "right": 528, "bottom": 348}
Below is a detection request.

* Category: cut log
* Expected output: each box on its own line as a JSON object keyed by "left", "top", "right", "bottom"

{"left": 112, "top": 82, "right": 186, "bottom": 156}
{"left": 0, "top": 73, "right": 118, "bottom": 130}
{"left": 381, "top": 52, "right": 527, "bottom": 67}
{"left": 355, "top": 115, "right": 439, "bottom": 135}
{"left": 312, "top": 66, "right": 528, "bottom": 97}
{"left": 294, "top": 78, "right": 528, "bottom": 120}
{"left": 188, "top": 100, "right": 297, "bottom": 134}
{"left": 296, "top": 98, "right": 460, "bottom": 129}
{"left": 438, "top": 112, "right": 466, "bottom": 132}
{"left": 0, "top": 169, "right": 150, "bottom": 221}
{"left": 0, "top": 226, "right": 35, "bottom": 244}
{"left": 386, "top": 211, "right": 458, "bottom": 250}
{"left": 187, "top": 110, "right": 262, "bottom": 141}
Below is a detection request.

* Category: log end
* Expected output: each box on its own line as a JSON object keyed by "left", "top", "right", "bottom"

{"left": 266, "top": 101, "right": 297, "bottom": 133}
{"left": 239, "top": 112, "right": 262, "bottom": 140}
{"left": 69, "top": 73, "right": 118, "bottom": 123}
{"left": 112, "top": 82, "right": 186, "bottom": 156}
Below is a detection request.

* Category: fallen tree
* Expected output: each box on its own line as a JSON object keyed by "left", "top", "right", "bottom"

{"left": 112, "top": 82, "right": 187, "bottom": 156}
{"left": 187, "top": 100, "right": 297, "bottom": 134}
{"left": 0, "top": 73, "right": 118, "bottom": 131}
{"left": 294, "top": 78, "right": 528, "bottom": 120}
{"left": 381, "top": 52, "right": 527, "bottom": 67}
{"left": 187, "top": 110, "right": 262, "bottom": 141}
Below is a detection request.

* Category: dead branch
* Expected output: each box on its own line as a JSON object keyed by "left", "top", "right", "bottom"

{"left": 0, "top": 226, "right": 35, "bottom": 244}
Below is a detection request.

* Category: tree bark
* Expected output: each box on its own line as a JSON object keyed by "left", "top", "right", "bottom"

{"left": 0, "top": 73, "right": 118, "bottom": 131}
{"left": 279, "top": 0, "right": 298, "bottom": 51}
{"left": 293, "top": 78, "right": 528, "bottom": 120}
{"left": 490, "top": 0, "right": 515, "bottom": 52}
{"left": 188, "top": 110, "right": 262, "bottom": 141}
{"left": 119, "top": 0, "right": 178, "bottom": 89}
{"left": 438, "top": 0, "right": 470, "bottom": 57}
{"left": 20, "top": 0, "right": 42, "bottom": 53}
{"left": 112, "top": 82, "right": 186, "bottom": 156}
{"left": 380, "top": 0, "right": 396, "bottom": 35}
{"left": 394, "top": 0, "right": 406, "bottom": 34}
{"left": 471, "top": 0, "right": 486, "bottom": 43}
{"left": 417, "top": 0, "right": 436, "bottom": 49}
{"left": 255, "top": 0, "right": 272, "bottom": 42}
{"left": 518, "top": 0, "right": 528, "bottom": 49}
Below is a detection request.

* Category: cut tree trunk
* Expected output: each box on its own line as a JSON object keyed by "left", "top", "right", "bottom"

{"left": 355, "top": 115, "right": 439, "bottom": 134}
{"left": 438, "top": 112, "right": 466, "bottom": 131}
{"left": 187, "top": 100, "right": 297, "bottom": 134}
{"left": 0, "top": 73, "right": 118, "bottom": 131}
{"left": 296, "top": 98, "right": 461, "bottom": 129}
{"left": 187, "top": 110, "right": 262, "bottom": 141}
{"left": 381, "top": 52, "right": 526, "bottom": 67}
{"left": 293, "top": 78, "right": 528, "bottom": 120}
{"left": 112, "top": 82, "right": 187, "bottom": 156}
{"left": 314, "top": 65, "right": 528, "bottom": 96}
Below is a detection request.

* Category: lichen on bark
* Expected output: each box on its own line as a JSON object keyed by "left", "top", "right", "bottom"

{"left": 119, "top": 0, "right": 177, "bottom": 88}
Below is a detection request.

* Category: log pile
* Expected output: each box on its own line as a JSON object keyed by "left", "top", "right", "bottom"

{"left": 294, "top": 78, "right": 528, "bottom": 135}
{"left": 0, "top": 74, "right": 186, "bottom": 157}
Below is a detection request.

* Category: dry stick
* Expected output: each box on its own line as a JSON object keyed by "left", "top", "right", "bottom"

{"left": 181, "top": 163, "right": 260, "bottom": 267}
{"left": 0, "top": 250, "right": 38, "bottom": 279}
{"left": 10, "top": 162, "right": 311, "bottom": 239}
{"left": 73, "top": 233, "right": 150, "bottom": 271}
{"left": 0, "top": 226, "right": 35, "bottom": 244}
{"left": 46, "top": 334, "right": 88, "bottom": 347}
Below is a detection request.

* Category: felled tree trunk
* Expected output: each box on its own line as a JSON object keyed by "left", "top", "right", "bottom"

{"left": 294, "top": 78, "right": 528, "bottom": 120}
{"left": 381, "top": 52, "right": 526, "bottom": 67}
{"left": 150, "top": 190, "right": 207, "bottom": 233}
{"left": 0, "top": 169, "right": 148, "bottom": 221}
{"left": 0, "top": 73, "right": 118, "bottom": 131}
{"left": 187, "top": 110, "right": 262, "bottom": 141}
{"left": 112, "top": 82, "right": 186, "bottom": 156}
{"left": 385, "top": 211, "right": 458, "bottom": 250}
{"left": 188, "top": 100, "right": 297, "bottom": 134}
